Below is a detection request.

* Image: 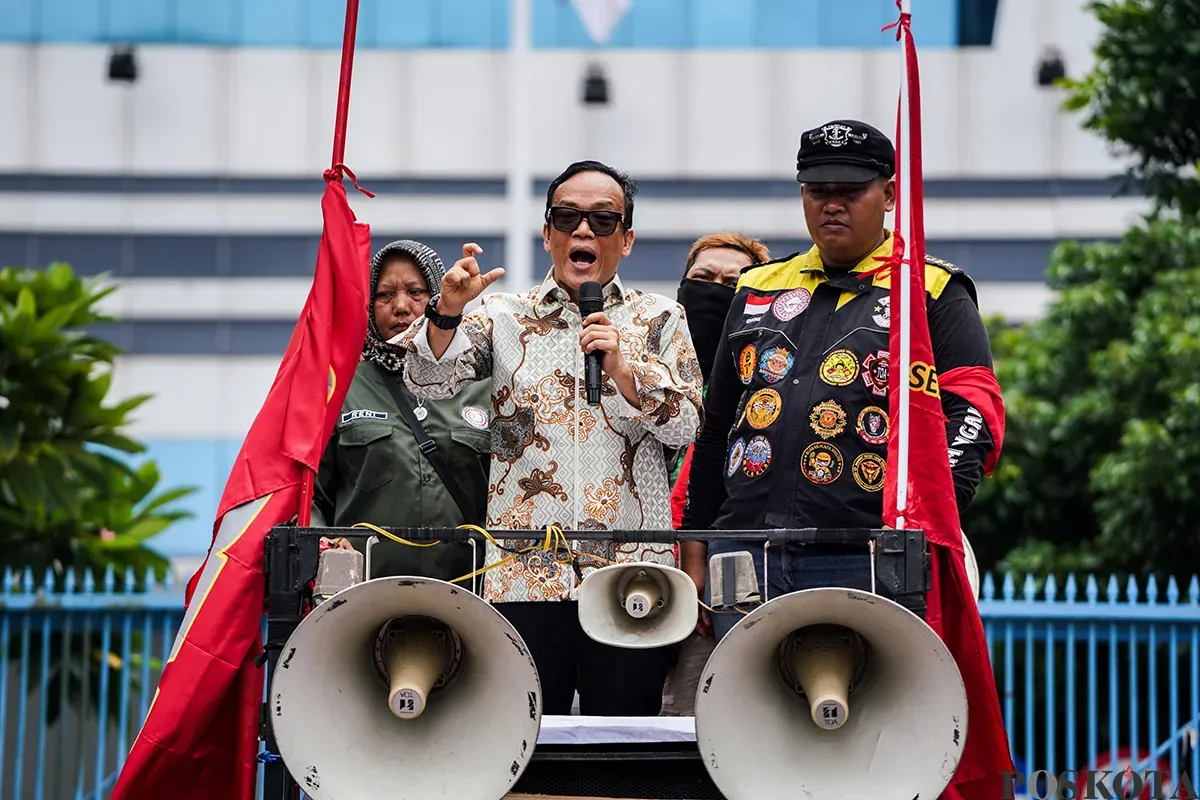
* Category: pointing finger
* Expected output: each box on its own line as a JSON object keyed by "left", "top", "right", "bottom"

{"left": 479, "top": 267, "right": 506, "bottom": 288}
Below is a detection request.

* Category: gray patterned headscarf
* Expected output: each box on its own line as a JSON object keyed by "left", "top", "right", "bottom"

{"left": 362, "top": 239, "right": 447, "bottom": 373}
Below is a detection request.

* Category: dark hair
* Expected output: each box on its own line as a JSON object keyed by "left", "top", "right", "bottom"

{"left": 544, "top": 160, "right": 639, "bottom": 229}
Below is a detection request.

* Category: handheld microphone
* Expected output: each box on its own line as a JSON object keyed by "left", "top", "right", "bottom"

{"left": 578, "top": 281, "right": 604, "bottom": 406}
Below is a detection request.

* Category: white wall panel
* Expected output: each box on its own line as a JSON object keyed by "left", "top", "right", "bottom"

{"left": 0, "top": 0, "right": 1133, "bottom": 181}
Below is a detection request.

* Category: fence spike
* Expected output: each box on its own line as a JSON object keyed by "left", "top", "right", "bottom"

{"left": 1126, "top": 574, "right": 1140, "bottom": 604}
{"left": 123, "top": 566, "right": 135, "bottom": 594}
{"left": 1, "top": 568, "right": 12, "bottom": 595}
{"left": 1065, "top": 573, "right": 1078, "bottom": 602}
{"left": 1106, "top": 573, "right": 1119, "bottom": 603}
{"left": 42, "top": 567, "right": 55, "bottom": 593}
{"left": 1086, "top": 574, "right": 1099, "bottom": 603}
{"left": 1146, "top": 574, "right": 1159, "bottom": 603}
{"left": 82, "top": 568, "right": 96, "bottom": 595}
{"left": 1022, "top": 573, "right": 1037, "bottom": 601}
{"left": 163, "top": 568, "right": 175, "bottom": 591}
{"left": 1189, "top": 575, "right": 1199, "bottom": 606}
{"left": 65, "top": 568, "right": 76, "bottom": 594}
{"left": 103, "top": 563, "right": 115, "bottom": 593}
{"left": 1166, "top": 576, "right": 1180, "bottom": 605}
{"left": 1002, "top": 572, "right": 1016, "bottom": 601}
{"left": 144, "top": 565, "right": 157, "bottom": 592}
{"left": 21, "top": 567, "right": 34, "bottom": 593}
{"left": 1044, "top": 573, "right": 1058, "bottom": 601}
{"left": 982, "top": 572, "right": 996, "bottom": 600}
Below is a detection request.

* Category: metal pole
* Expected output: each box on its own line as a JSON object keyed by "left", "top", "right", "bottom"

{"left": 896, "top": 0, "right": 912, "bottom": 529}
{"left": 505, "top": 0, "right": 534, "bottom": 291}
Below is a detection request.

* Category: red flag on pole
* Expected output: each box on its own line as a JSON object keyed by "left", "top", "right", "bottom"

{"left": 881, "top": 3, "right": 1013, "bottom": 799}
{"left": 110, "top": 2, "right": 371, "bottom": 795}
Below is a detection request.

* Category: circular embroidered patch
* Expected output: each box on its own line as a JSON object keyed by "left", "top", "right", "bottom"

{"left": 742, "top": 435, "right": 772, "bottom": 477}
{"left": 800, "top": 442, "right": 843, "bottom": 485}
{"left": 856, "top": 406, "right": 889, "bottom": 445}
{"left": 820, "top": 349, "right": 859, "bottom": 387}
{"left": 809, "top": 400, "right": 847, "bottom": 440}
{"left": 757, "top": 345, "right": 794, "bottom": 384}
{"left": 771, "top": 288, "right": 811, "bottom": 322}
{"left": 738, "top": 344, "right": 756, "bottom": 385}
{"left": 726, "top": 438, "right": 746, "bottom": 477}
{"left": 861, "top": 350, "right": 889, "bottom": 397}
{"left": 852, "top": 452, "right": 886, "bottom": 492}
{"left": 461, "top": 406, "right": 489, "bottom": 430}
{"left": 744, "top": 388, "right": 783, "bottom": 430}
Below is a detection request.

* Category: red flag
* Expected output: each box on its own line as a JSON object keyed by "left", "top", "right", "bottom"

{"left": 111, "top": 178, "right": 370, "bottom": 800}
{"left": 881, "top": 5, "right": 1013, "bottom": 799}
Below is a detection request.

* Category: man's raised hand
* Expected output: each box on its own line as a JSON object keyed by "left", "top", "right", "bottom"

{"left": 438, "top": 243, "right": 505, "bottom": 316}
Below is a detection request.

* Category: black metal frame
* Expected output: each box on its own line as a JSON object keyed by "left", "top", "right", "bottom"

{"left": 256, "top": 525, "right": 930, "bottom": 799}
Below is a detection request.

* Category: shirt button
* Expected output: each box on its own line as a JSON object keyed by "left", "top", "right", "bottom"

{"left": 792, "top": 378, "right": 800, "bottom": 385}
{"left": 422, "top": 474, "right": 432, "bottom": 485}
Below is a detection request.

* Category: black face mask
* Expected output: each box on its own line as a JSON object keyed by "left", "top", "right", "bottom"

{"left": 677, "top": 278, "right": 736, "bottom": 383}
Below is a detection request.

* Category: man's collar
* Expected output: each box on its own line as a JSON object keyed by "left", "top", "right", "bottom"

{"left": 798, "top": 231, "right": 894, "bottom": 274}
{"left": 534, "top": 269, "right": 627, "bottom": 306}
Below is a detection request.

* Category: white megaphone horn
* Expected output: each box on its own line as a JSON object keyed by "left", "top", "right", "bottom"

{"left": 694, "top": 587, "right": 967, "bottom": 800}
{"left": 269, "top": 576, "right": 542, "bottom": 800}
{"left": 578, "top": 562, "right": 698, "bottom": 648}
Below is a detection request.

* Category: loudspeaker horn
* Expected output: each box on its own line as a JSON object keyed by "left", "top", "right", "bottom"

{"left": 270, "top": 576, "right": 542, "bottom": 800}
{"left": 694, "top": 587, "right": 967, "bottom": 800}
{"left": 578, "top": 562, "right": 698, "bottom": 648}
{"left": 963, "top": 529, "right": 980, "bottom": 599}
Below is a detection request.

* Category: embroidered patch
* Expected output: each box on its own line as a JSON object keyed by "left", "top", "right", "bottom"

{"left": 856, "top": 406, "right": 890, "bottom": 445}
{"left": 872, "top": 296, "right": 890, "bottom": 328}
{"left": 852, "top": 452, "right": 886, "bottom": 492}
{"left": 461, "top": 406, "right": 489, "bottom": 430}
{"left": 742, "top": 435, "right": 772, "bottom": 477}
{"left": 801, "top": 442, "right": 843, "bottom": 485}
{"left": 726, "top": 438, "right": 746, "bottom": 477}
{"left": 743, "top": 293, "right": 772, "bottom": 318}
{"left": 340, "top": 409, "right": 388, "bottom": 424}
{"left": 771, "top": 288, "right": 811, "bottom": 322}
{"left": 809, "top": 400, "right": 847, "bottom": 440}
{"left": 757, "top": 345, "right": 794, "bottom": 384}
{"left": 738, "top": 344, "right": 756, "bottom": 384}
{"left": 861, "top": 350, "right": 889, "bottom": 397}
{"left": 820, "top": 349, "right": 859, "bottom": 386}
{"left": 744, "top": 388, "right": 783, "bottom": 430}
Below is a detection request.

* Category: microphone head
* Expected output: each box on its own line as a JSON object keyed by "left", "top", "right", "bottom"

{"left": 578, "top": 281, "right": 604, "bottom": 315}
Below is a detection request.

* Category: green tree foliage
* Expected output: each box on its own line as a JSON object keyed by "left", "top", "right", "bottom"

{"left": 0, "top": 262, "right": 194, "bottom": 581}
{"left": 963, "top": 0, "right": 1200, "bottom": 578}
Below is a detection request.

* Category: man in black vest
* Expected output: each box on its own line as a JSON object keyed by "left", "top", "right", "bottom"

{"left": 681, "top": 120, "right": 1002, "bottom": 642}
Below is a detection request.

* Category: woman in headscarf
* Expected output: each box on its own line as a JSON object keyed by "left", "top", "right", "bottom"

{"left": 312, "top": 240, "right": 492, "bottom": 585}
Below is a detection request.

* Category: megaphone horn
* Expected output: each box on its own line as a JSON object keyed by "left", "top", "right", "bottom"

{"left": 578, "top": 562, "right": 698, "bottom": 648}
{"left": 270, "top": 576, "right": 542, "bottom": 800}
{"left": 695, "top": 587, "right": 967, "bottom": 800}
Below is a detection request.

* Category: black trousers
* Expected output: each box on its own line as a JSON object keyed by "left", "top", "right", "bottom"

{"left": 496, "top": 601, "right": 674, "bottom": 716}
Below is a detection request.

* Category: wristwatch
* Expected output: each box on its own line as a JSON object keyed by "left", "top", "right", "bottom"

{"left": 424, "top": 294, "right": 463, "bottom": 330}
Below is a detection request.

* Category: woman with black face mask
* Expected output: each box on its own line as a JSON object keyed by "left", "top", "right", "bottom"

{"left": 661, "top": 232, "right": 769, "bottom": 716}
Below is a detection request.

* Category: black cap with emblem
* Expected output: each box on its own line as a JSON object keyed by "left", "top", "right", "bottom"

{"left": 795, "top": 120, "right": 896, "bottom": 184}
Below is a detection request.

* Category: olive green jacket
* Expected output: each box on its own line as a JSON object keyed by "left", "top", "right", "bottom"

{"left": 312, "top": 360, "right": 492, "bottom": 582}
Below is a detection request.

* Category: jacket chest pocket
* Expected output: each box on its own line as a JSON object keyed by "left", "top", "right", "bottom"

{"left": 337, "top": 422, "right": 396, "bottom": 493}
{"left": 450, "top": 427, "right": 491, "bottom": 455}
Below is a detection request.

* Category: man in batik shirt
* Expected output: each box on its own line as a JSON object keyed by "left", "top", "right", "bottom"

{"left": 398, "top": 160, "right": 704, "bottom": 716}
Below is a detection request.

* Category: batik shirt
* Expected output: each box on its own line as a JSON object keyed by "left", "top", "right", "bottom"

{"left": 398, "top": 271, "right": 704, "bottom": 602}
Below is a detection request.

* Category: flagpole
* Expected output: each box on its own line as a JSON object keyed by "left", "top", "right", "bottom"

{"left": 299, "top": 0, "right": 363, "bottom": 528}
{"left": 896, "top": 0, "right": 912, "bottom": 530}
{"left": 505, "top": 0, "right": 534, "bottom": 292}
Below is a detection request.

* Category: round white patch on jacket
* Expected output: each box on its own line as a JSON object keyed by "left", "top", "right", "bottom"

{"left": 461, "top": 406, "right": 489, "bottom": 430}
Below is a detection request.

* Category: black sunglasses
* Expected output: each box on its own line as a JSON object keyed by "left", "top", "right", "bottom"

{"left": 546, "top": 206, "right": 624, "bottom": 237}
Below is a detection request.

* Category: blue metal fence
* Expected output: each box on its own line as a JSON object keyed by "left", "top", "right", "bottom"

{"left": 2, "top": 566, "right": 1199, "bottom": 799}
